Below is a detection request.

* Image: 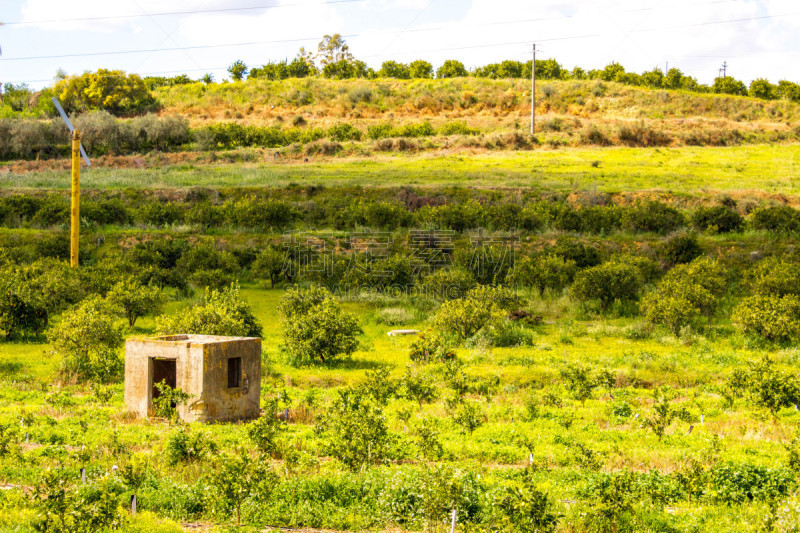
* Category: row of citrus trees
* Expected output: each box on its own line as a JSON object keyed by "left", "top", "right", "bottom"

{"left": 5, "top": 240, "right": 800, "bottom": 384}
{"left": 5, "top": 192, "right": 800, "bottom": 237}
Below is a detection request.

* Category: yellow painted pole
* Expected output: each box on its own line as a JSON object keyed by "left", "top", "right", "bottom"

{"left": 70, "top": 130, "right": 80, "bottom": 268}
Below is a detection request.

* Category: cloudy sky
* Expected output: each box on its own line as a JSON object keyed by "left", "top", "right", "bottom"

{"left": 1, "top": 0, "right": 798, "bottom": 88}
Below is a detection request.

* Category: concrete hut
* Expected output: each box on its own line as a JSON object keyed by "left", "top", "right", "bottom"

{"left": 124, "top": 335, "right": 261, "bottom": 423}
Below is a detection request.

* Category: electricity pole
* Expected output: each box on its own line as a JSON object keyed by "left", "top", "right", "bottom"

{"left": 720, "top": 61, "right": 728, "bottom": 78}
{"left": 52, "top": 97, "right": 91, "bottom": 267}
{"left": 70, "top": 131, "right": 81, "bottom": 267}
{"left": 531, "top": 43, "right": 536, "bottom": 135}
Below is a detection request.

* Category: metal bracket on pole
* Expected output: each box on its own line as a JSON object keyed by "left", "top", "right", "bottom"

{"left": 52, "top": 97, "right": 91, "bottom": 166}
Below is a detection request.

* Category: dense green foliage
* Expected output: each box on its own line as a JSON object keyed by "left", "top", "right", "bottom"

{"left": 279, "top": 286, "right": 362, "bottom": 364}
{"left": 155, "top": 283, "right": 262, "bottom": 337}
{"left": 49, "top": 296, "right": 126, "bottom": 383}
{"left": 52, "top": 69, "right": 156, "bottom": 115}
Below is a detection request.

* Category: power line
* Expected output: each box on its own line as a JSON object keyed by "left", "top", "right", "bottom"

{"left": 631, "top": 11, "right": 800, "bottom": 33}
{"left": 3, "top": 4, "right": 792, "bottom": 64}
{"left": 4, "top": 4, "right": 800, "bottom": 83}
{"left": 398, "top": 0, "right": 740, "bottom": 36}
{"left": 0, "top": 35, "right": 357, "bottom": 62}
{"left": 0, "top": 33, "right": 599, "bottom": 84}
{"left": 365, "top": 34, "right": 602, "bottom": 58}
{"left": 5, "top": 0, "right": 740, "bottom": 29}
{"left": 10, "top": 7, "right": 780, "bottom": 61}
{"left": 5, "top": 66, "right": 232, "bottom": 85}
{"left": 4, "top": 0, "right": 366, "bottom": 26}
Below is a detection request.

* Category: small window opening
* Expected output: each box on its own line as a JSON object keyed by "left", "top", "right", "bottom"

{"left": 227, "top": 357, "right": 242, "bottom": 388}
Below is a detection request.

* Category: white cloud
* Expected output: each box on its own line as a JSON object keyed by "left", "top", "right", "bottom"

{"left": 10, "top": 0, "right": 800, "bottom": 85}
{"left": 347, "top": 0, "right": 797, "bottom": 84}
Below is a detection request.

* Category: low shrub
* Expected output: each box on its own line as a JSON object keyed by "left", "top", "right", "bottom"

{"left": 328, "top": 123, "right": 363, "bottom": 142}
{"left": 692, "top": 205, "right": 744, "bottom": 233}
{"left": 616, "top": 122, "right": 671, "bottom": 147}
{"left": 419, "top": 268, "right": 476, "bottom": 300}
{"left": 409, "top": 332, "right": 455, "bottom": 364}
{"left": 641, "top": 257, "right": 727, "bottom": 333}
{"left": 710, "top": 462, "right": 795, "bottom": 504}
{"left": 750, "top": 205, "right": 800, "bottom": 233}
{"left": 165, "top": 427, "right": 218, "bottom": 465}
{"left": 623, "top": 202, "right": 685, "bottom": 234}
{"left": 439, "top": 121, "right": 479, "bottom": 136}
{"left": 50, "top": 296, "right": 125, "bottom": 383}
{"left": 732, "top": 294, "right": 800, "bottom": 342}
{"left": 279, "top": 287, "right": 362, "bottom": 365}
{"left": 508, "top": 254, "right": 577, "bottom": 294}
{"left": 376, "top": 307, "right": 415, "bottom": 326}
{"left": 745, "top": 257, "right": 800, "bottom": 297}
{"left": 661, "top": 233, "right": 703, "bottom": 265}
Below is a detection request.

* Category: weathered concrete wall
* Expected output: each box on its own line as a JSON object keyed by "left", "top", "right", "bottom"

{"left": 188, "top": 338, "right": 261, "bottom": 422}
{"left": 124, "top": 335, "right": 261, "bottom": 423}
{"left": 124, "top": 337, "right": 190, "bottom": 419}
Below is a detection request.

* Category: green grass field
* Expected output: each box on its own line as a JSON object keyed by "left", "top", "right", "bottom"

{"left": 5, "top": 144, "right": 800, "bottom": 197}
{"left": 4, "top": 119, "right": 800, "bottom": 531}
{"left": 1, "top": 278, "right": 799, "bottom": 532}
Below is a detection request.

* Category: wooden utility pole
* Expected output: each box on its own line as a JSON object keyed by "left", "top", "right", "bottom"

{"left": 70, "top": 130, "right": 80, "bottom": 267}
{"left": 531, "top": 43, "right": 536, "bottom": 135}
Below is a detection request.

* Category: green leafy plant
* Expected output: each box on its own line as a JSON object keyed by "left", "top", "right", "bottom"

{"left": 451, "top": 400, "right": 484, "bottom": 435}
{"left": 208, "top": 450, "right": 277, "bottom": 525}
{"left": 107, "top": 276, "right": 163, "bottom": 327}
{"left": 315, "top": 387, "right": 389, "bottom": 471}
{"left": 583, "top": 471, "right": 636, "bottom": 533}
{"left": 0, "top": 259, "right": 81, "bottom": 339}
{"left": 164, "top": 427, "right": 217, "bottom": 465}
{"left": 54, "top": 68, "right": 155, "bottom": 114}
{"left": 730, "top": 356, "right": 800, "bottom": 420}
{"left": 251, "top": 247, "right": 289, "bottom": 288}
{"left": 247, "top": 398, "right": 286, "bottom": 456}
{"left": 32, "top": 468, "right": 123, "bottom": 533}
{"left": 227, "top": 60, "right": 248, "bottom": 81}
{"left": 414, "top": 416, "right": 444, "bottom": 460}
{"left": 401, "top": 365, "right": 439, "bottom": 406}
{"left": 571, "top": 261, "right": 641, "bottom": 311}
{"left": 641, "top": 257, "right": 727, "bottom": 334}
{"left": 50, "top": 296, "right": 125, "bottom": 383}
{"left": 508, "top": 254, "right": 577, "bottom": 295}
{"left": 430, "top": 288, "right": 505, "bottom": 342}
{"left": 642, "top": 387, "right": 678, "bottom": 442}
{"left": 281, "top": 295, "right": 362, "bottom": 365}
{"left": 560, "top": 364, "right": 614, "bottom": 407}
{"left": 152, "top": 381, "right": 190, "bottom": 421}
{"left": 732, "top": 294, "right": 800, "bottom": 342}
{"left": 498, "top": 471, "right": 561, "bottom": 533}
{"left": 676, "top": 456, "right": 708, "bottom": 503}
{"left": 361, "top": 366, "right": 398, "bottom": 406}
{"left": 409, "top": 331, "right": 455, "bottom": 364}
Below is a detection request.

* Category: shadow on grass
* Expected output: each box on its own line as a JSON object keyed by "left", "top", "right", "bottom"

{"left": 1, "top": 334, "right": 47, "bottom": 344}
{"left": 313, "top": 358, "right": 392, "bottom": 371}
{"left": 329, "top": 359, "right": 390, "bottom": 371}
{"left": 0, "top": 361, "right": 24, "bottom": 376}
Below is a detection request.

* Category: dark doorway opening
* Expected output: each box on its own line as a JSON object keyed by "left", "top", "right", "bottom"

{"left": 228, "top": 357, "right": 241, "bottom": 388}
{"left": 152, "top": 359, "right": 177, "bottom": 401}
